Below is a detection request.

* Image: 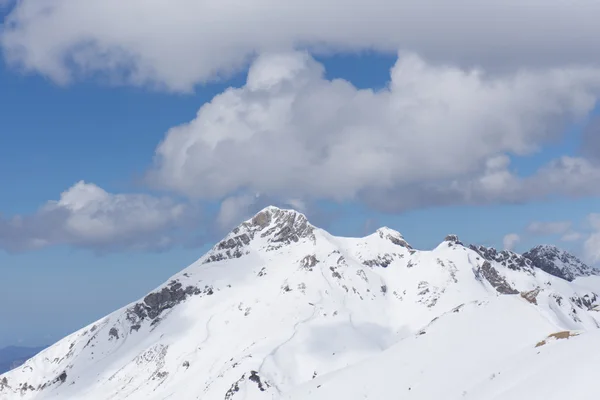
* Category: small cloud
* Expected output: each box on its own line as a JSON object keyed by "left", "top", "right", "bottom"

{"left": 584, "top": 232, "right": 600, "bottom": 265}
{"left": 503, "top": 233, "right": 520, "bottom": 251}
{"left": 560, "top": 231, "right": 583, "bottom": 242}
{"left": 526, "top": 221, "right": 572, "bottom": 236}
{"left": 586, "top": 213, "right": 600, "bottom": 230}
{"left": 284, "top": 199, "right": 307, "bottom": 213}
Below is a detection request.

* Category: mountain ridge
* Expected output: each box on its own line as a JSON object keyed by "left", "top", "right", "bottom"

{"left": 1, "top": 206, "right": 599, "bottom": 400}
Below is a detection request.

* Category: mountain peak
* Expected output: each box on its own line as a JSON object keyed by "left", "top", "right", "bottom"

{"left": 443, "top": 234, "right": 462, "bottom": 245}
{"left": 248, "top": 205, "right": 307, "bottom": 227}
{"left": 375, "top": 227, "right": 412, "bottom": 249}
{"left": 203, "top": 206, "right": 315, "bottom": 264}
{"left": 523, "top": 244, "right": 598, "bottom": 281}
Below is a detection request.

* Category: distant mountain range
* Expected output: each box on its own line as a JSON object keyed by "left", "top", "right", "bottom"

{"left": 0, "top": 346, "right": 46, "bottom": 375}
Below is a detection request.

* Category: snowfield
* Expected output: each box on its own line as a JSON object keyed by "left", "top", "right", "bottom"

{"left": 1, "top": 206, "right": 599, "bottom": 399}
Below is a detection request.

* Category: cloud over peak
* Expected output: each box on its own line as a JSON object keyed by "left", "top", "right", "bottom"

{"left": 148, "top": 51, "right": 600, "bottom": 212}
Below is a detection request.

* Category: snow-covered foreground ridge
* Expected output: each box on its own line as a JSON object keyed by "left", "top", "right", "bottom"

{"left": 2, "top": 206, "right": 600, "bottom": 400}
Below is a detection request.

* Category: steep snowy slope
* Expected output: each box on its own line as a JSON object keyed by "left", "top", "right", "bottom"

{"left": 1, "top": 207, "right": 599, "bottom": 400}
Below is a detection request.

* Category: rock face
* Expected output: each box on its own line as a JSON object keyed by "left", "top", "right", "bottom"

{"left": 203, "top": 207, "right": 316, "bottom": 264}
{"left": 523, "top": 245, "right": 599, "bottom": 281}
{"left": 470, "top": 245, "right": 534, "bottom": 273}
{"left": 444, "top": 234, "right": 463, "bottom": 246}
{"left": 1, "top": 206, "right": 599, "bottom": 400}
{"left": 475, "top": 261, "right": 519, "bottom": 294}
{"left": 126, "top": 280, "right": 213, "bottom": 328}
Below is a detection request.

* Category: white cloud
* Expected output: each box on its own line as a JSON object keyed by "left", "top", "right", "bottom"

{"left": 586, "top": 213, "right": 600, "bottom": 230}
{"left": 578, "top": 214, "right": 600, "bottom": 265}
{"left": 584, "top": 233, "right": 600, "bottom": 265}
{"left": 0, "top": 181, "right": 196, "bottom": 252}
{"left": 147, "top": 52, "right": 600, "bottom": 211}
{"left": 561, "top": 232, "right": 583, "bottom": 242}
{"left": 526, "top": 221, "right": 572, "bottom": 236}
{"left": 3, "top": 1, "right": 600, "bottom": 91}
{"left": 503, "top": 233, "right": 520, "bottom": 251}
{"left": 216, "top": 194, "right": 258, "bottom": 231}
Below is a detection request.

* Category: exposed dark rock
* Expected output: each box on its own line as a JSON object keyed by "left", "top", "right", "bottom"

{"left": 376, "top": 228, "right": 412, "bottom": 249}
{"left": 523, "top": 245, "right": 598, "bottom": 281}
{"left": 475, "top": 261, "right": 519, "bottom": 294}
{"left": 49, "top": 371, "right": 67, "bottom": 386}
{"left": 108, "top": 328, "right": 119, "bottom": 340}
{"left": 248, "top": 371, "right": 270, "bottom": 392}
{"left": 225, "top": 375, "right": 244, "bottom": 400}
{"left": 363, "top": 253, "right": 400, "bottom": 268}
{"left": 204, "top": 207, "right": 316, "bottom": 264}
{"left": 470, "top": 245, "right": 534, "bottom": 273}
{"left": 0, "top": 377, "right": 9, "bottom": 390}
{"left": 301, "top": 255, "right": 318, "bottom": 271}
{"left": 125, "top": 280, "right": 209, "bottom": 327}
{"left": 571, "top": 293, "right": 599, "bottom": 310}
{"left": 329, "top": 266, "right": 342, "bottom": 279}
{"left": 444, "top": 234, "right": 462, "bottom": 246}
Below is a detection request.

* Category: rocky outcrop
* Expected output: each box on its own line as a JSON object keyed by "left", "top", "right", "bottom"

{"left": 523, "top": 245, "right": 598, "bottom": 281}
{"left": 521, "top": 287, "right": 542, "bottom": 305}
{"left": 126, "top": 280, "right": 211, "bottom": 327}
{"left": 470, "top": 245, "right": 534, "bottom": 273}
{"left": 203, "top": 207, "right": 316, "bottom": 264}
{"left": 475, "top": 261, "right": 519, "bottom": 295}
{"left": 444, "top": 234, "right": 463, "bottom": 246}
{"left": 376, "top": 227, "right": 412, "bottom": 249}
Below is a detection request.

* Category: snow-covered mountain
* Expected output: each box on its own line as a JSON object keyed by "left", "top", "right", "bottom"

{"left": 2, "top": 206, "right": 600, "bottom": 400}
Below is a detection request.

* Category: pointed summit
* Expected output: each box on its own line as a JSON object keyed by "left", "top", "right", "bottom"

{"left": 203, "top": 206, "right": 316, "bottom": 264}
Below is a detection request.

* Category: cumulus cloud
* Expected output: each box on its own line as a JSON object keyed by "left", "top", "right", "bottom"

{"left": 561, "top": 231, "right": 583, "bottom": 242}
{"left": 503, "top": 233, "right": 520, "bottom": 251}
{"left": 3, "top": 0, "right": 600, "bottom": 91}
{"left": 0, "top": 181, "right": 197, "bottom": 252}
{"left": 146, "top": 51, "right": 600, "bottom": 211}
{"left": 583, "top": 214, "right": 600, "bottom": 265}
{"left": 581, "top": 115, "right": 600, "bottom": 161}
{"left": 216, "top": 194, "right": 259, "bottom": 231}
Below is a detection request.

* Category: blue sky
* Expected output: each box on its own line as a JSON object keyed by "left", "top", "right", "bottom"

{"left": 2, "top": 1, "right": 600, "bottom": 348}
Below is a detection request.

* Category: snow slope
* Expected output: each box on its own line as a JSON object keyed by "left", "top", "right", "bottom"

{"left": 1, "top": 206, "right": 599, "bottom": 400}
